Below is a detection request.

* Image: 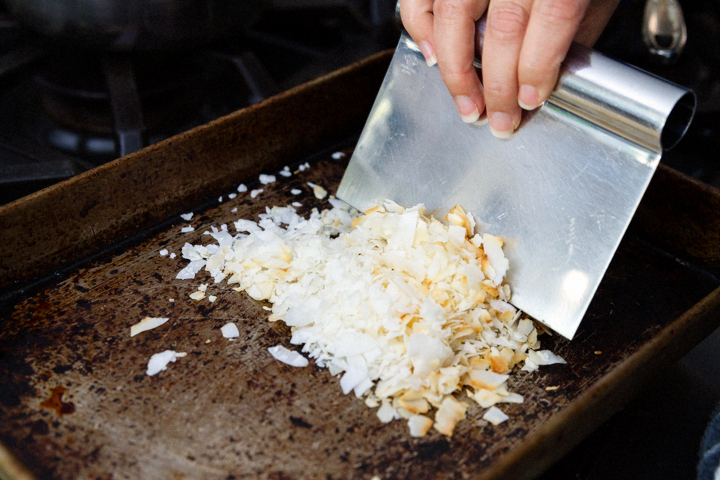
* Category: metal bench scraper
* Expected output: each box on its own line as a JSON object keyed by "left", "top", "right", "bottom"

{"left": 336, "top": 19, "right": 696, "bottom": 339}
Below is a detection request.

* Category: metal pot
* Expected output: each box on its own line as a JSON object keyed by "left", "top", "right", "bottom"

{"left": 6, "top": 0, "right": 265, "bottom": 51}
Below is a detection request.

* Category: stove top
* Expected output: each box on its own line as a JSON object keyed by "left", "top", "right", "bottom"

{"left": 0, "top": 1, "right": 397, "bottom": 205}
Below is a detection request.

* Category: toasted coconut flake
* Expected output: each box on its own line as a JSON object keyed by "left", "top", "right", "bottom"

{"left": 189, "top": 291, "right": 205, "bottom": 301}
{"left": 312, "top": 185, "right": 327, "bottom": 200}
{"left": 175, "top": 200, "right": 566, "bottom": 437}
{"left": 434, "top": 397, "right": 467, "bottom": 436}
{"left": 130, "top": 317, "right": 169, "bottom": 337}
{"left": 408, "top": 415, "right": 434, "bottom": 437}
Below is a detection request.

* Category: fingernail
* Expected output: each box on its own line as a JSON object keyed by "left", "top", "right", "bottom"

{"left": 454, "top": 95, "right": 480, "bottom": 123}
{"left": 518, "top": 84, "right": 539, "bottom": 110}
{"left": 418, "top": 41, "right": 437, "bottom": 67}
{"left": 473, "top": 113, "right": 488, "bottom": 126}
{"left": 489, "top": 112, "right": 514, "bottom": 138}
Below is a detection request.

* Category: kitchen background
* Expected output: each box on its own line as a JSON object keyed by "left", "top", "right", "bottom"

{"left": 0, "top": 0, "right": 718, "bottom": 478}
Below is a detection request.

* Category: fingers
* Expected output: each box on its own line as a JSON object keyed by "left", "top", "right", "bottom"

{"left": 481, "top": 0, "right": 532, "bottom": 137}
{"left": 400, "top": 0, "right": 438, "bottom": 66}
{"left": 574, "top": 0, "right": 621, "bottom": 47}
{"left": 434, "top": 0, "right": 489, "bottom": 123}
{"left": 516, "top": 0, "right": 590, "bottom": 110}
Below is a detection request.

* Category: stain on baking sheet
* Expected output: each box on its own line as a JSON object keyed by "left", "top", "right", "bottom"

{"left": 40, "top": 386, "right": 76, "bottom": 416}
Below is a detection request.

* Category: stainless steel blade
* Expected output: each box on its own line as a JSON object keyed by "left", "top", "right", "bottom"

{"left": 337, "top": 32, "right": 695, "bottom": 339}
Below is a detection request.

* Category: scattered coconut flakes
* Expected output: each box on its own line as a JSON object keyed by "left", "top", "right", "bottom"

{"left": 198, "top": 284, "right": 208, "bottom": 292}
{"left": 237, "top": 184, "right": 248, "bottom": 193}
{"left": 231, "top": 207, "right": 238, "bottom": 213}
{"left": 228, "top": 193, "right": 237, "bottom": 199}
{"left": 176, "top": 200, "right": 565, "bottom": 436}
{"left": 181, "top": 226, "right": 195, "bottom": 233}
{"left": 259, "top": 174, "right": 276, "bottom": 185}
{"left": 290, "top": 189, "right": 302, "bottom": 195}
{"left": 221, "top": 322, "right": 239, "bottom": 338}
{"left": 218, "top": 196, "right": 223, "bottom": 203}
{"left": 298, "top": 162, "right": 310, "bottom": 171}
{"left": 146, "top": 350, "right": 186, "bottom": 376}
{"left": 180, "top": 212, "right": 193, "bottom": 221}
{"left": 269, "top": 345, "right": 309, "bottom": 367}
{"left": 250, "top": 189, "right": 263, "bottom": 199}
{"left": 331, "top": 151, "right": 346, "bottom": 160}
{"left": 291, "top": 202, "right": 302, "bottom": 207}
{"left": 159, "top": 249, "right": 169, "bottom": 256}
{"left": 279, "top": 166, "right": 292, "bottom": 177}
{"left": 483, "top": 406, "right": 509, "bottom": 426}
{"left": 170, "top": 253, "right": 176, "bottom": 259}
{"left": 130, "top": 317, "right": 169, "bottom": 337}
{"left": 208, "top": 295, "right": 217, "bottom": 303}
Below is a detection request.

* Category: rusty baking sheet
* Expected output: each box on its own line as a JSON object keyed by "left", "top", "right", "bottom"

{"left": 1, "top": 51, "right": 720, "bottom": 480}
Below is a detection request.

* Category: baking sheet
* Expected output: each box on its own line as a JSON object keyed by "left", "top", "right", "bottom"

{"left": 1, "top": 51, "right": 719, "bottom": 480}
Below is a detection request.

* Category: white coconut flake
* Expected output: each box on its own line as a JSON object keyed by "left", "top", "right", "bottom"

{"left": 228, "top": 193, "right": 237, "bottom": 199}
{"left": 169, "top": 252, "right": 176, "bottom": 259}
{"left": 290, "top": 189, "right": 302, "bottom": 195}
{"left": 483, "top": 406, "right": 509, "bottom": 425}
{"left": 279, "top": 166, "right": 292, "bottom": 177}
{"left": 180, "top": 213, "right": 193, "bottom": 221}
{"left": 221, "top": 322, "right": 239, "bottom": 338}
{"left": 268, "top": 345, "right": 309, "bottom": 367}
{"left": 250, "top": 189, "right": 263, "bottom": 199}
{"left": 331, "top": 151, "right": 346, "bottom": 160}
{"left": 146, "top": 350, "right": 186, "bottom": 376}
{"left": 181, "top": 226, "right": 195, "bottom": 233}
{"left": 237, "top": 184, "right": 248, "bottom": 193}
{"left": 130, "top": 317, "right": 169, "bottom": 337}
{"left": 259, "top": 174, "right": 276, "bottom": 185}
{"left": 159, "top": 249, "right": 169, "bottom": 256}
{"left": 208, "top": 295, "right": 217, "bottom": 303}
{"left": 218, "top": 196, "right": 223, "bottom": 203}
{"left": 231, "top": 207, "right": 238, "bottom": 213}
{"left": 291, "top": 202, "right": 302, "bottom": 208}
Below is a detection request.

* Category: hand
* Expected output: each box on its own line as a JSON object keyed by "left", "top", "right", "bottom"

{"left": 399, "top": 0, "right": 620, "bottom": 138}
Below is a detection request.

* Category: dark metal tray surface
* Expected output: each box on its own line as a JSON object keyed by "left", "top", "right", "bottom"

{"left": 1, "top": 51, "right": 719, "bottom": 480}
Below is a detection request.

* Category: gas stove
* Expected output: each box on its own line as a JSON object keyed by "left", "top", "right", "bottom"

{"left": 0, "top": 1, "right": 397, "bottom": 205}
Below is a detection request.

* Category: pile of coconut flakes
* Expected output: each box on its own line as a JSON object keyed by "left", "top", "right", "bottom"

{"left": 176, "top": 199, "right": 565, "bottom": 437}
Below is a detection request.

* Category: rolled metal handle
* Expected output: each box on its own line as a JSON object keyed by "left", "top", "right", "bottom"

{"left": 397, "top": 2, "right": 695, "bottom": 152}
{"left": 470, "top": 16, "right": 695, "bottom": 152}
